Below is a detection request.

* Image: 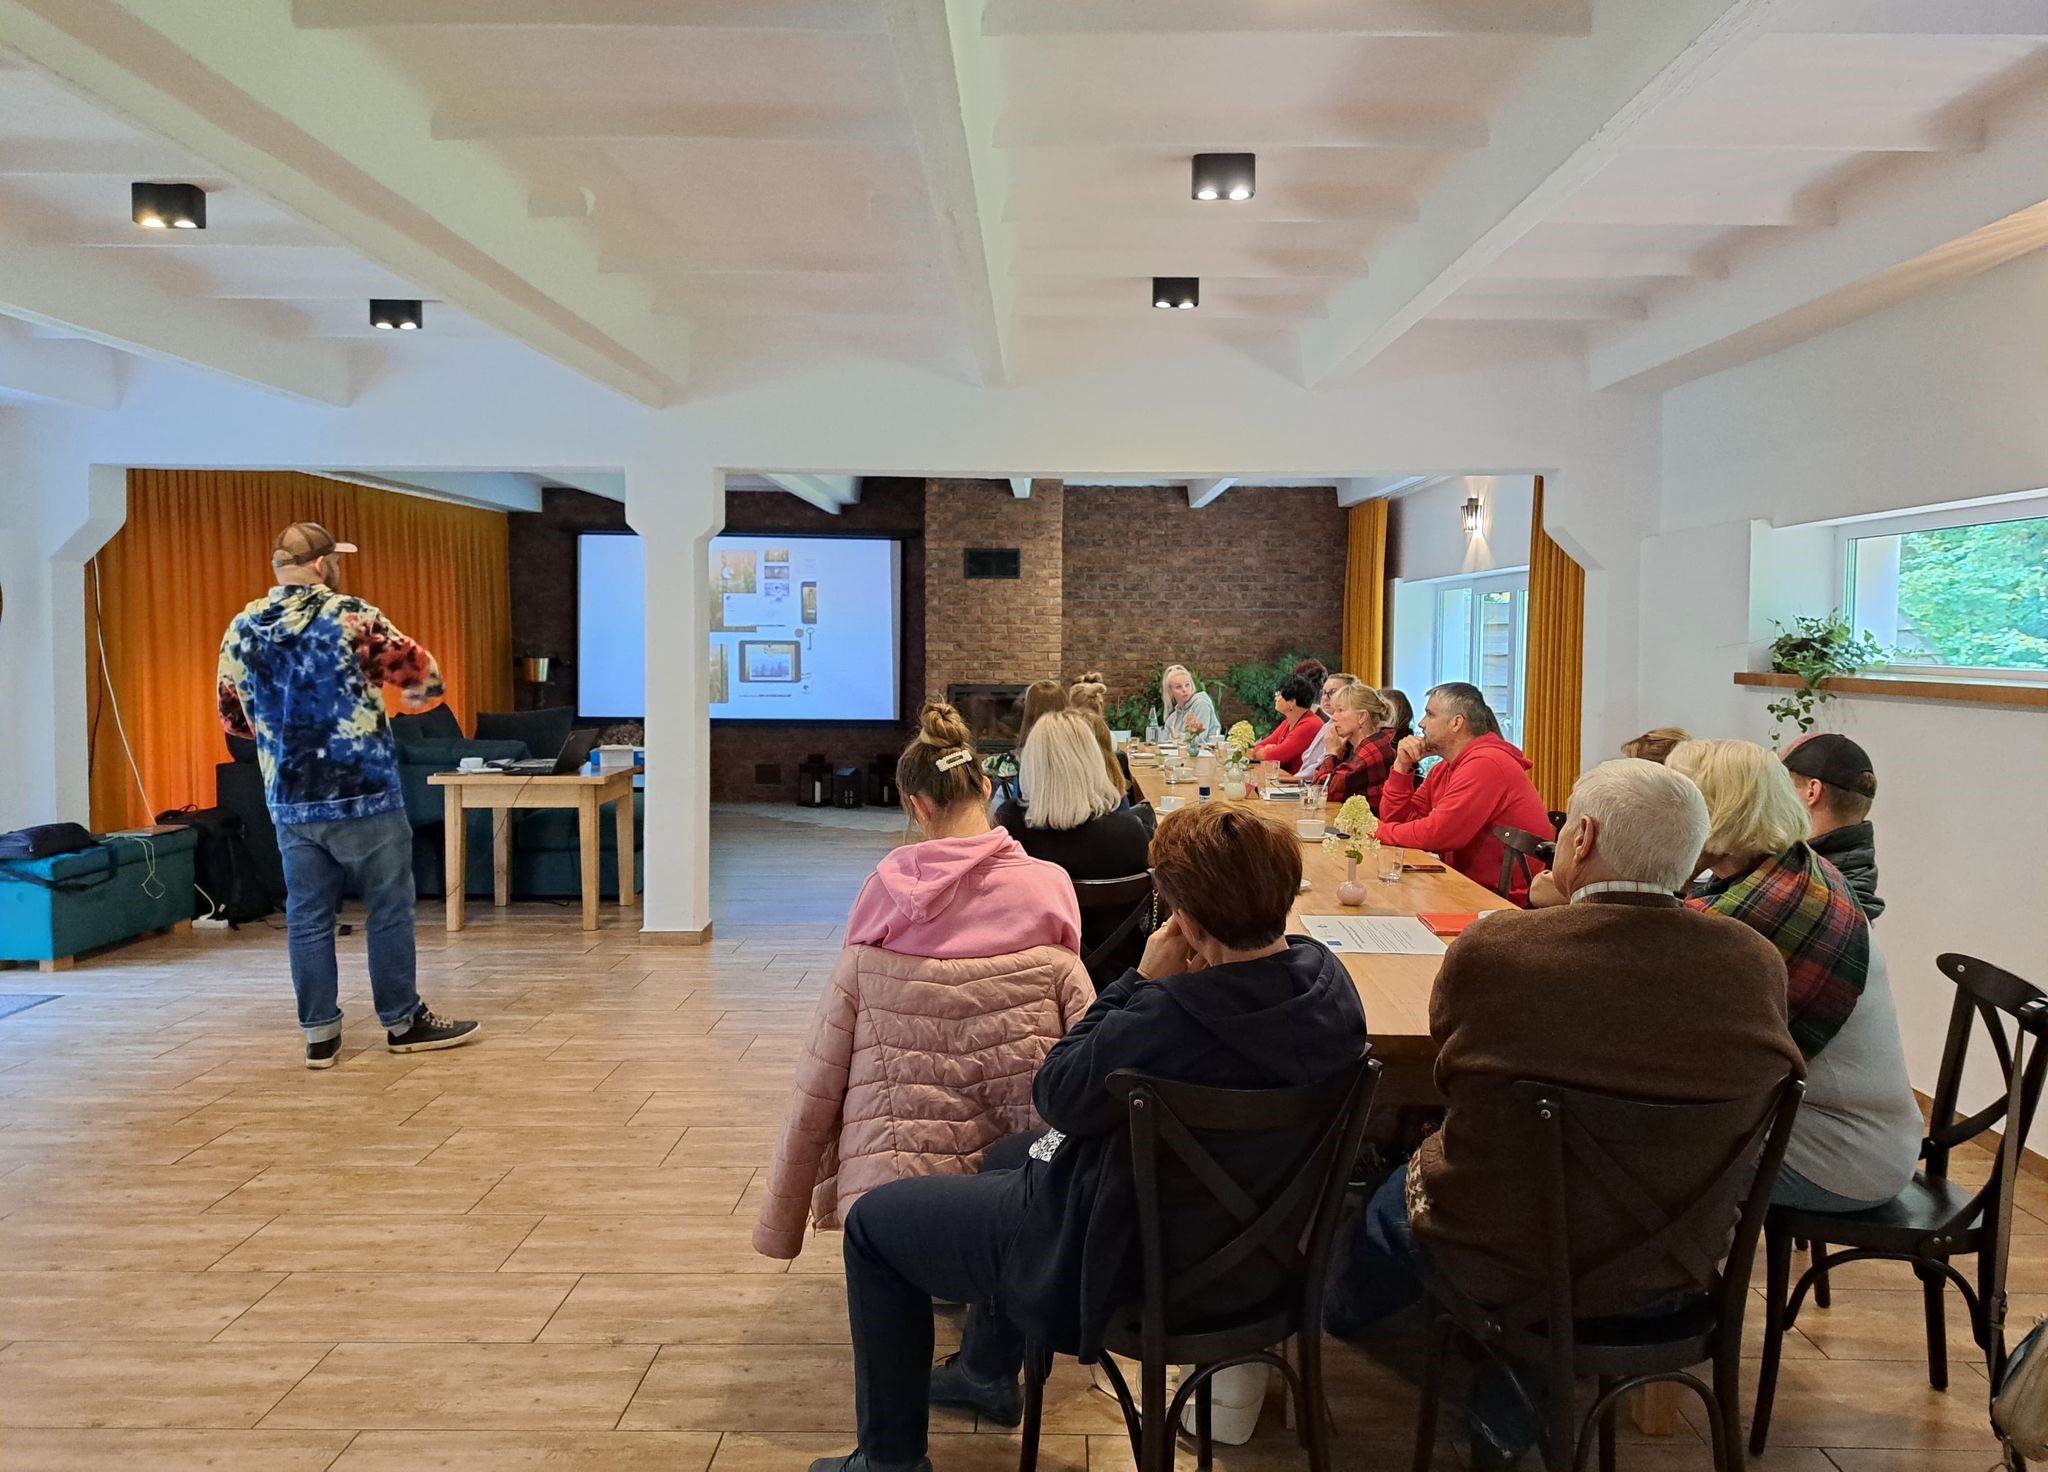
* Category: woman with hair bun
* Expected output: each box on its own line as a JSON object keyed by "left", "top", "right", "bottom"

{"left": 755, "top": 701, "right": 1094, "bottom": 1261}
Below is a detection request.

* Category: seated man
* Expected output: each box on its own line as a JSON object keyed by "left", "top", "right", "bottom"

{"left": 1327, "top": 759, "right": 1804, "bottom": 1464}
{"left": 1781, "top": 732, "right": 1884, "bottom": 922}
{"left": 1374, "top": 682, "right": 1554, "bottom": 903}
{"left": 812, "top": 803, "right": 1369, "bottom": 1472}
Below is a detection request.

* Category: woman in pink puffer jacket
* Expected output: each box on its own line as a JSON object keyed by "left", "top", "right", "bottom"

{"left": 754, "top": 702, "right": 1096, "bottom": 1261}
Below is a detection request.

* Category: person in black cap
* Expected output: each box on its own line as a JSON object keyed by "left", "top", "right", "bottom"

{"left": 218, "top": 522, "right": 481, "bottom": 1068}
{"left": 1782, "top": 733, "right": 1883, "bottom": 922}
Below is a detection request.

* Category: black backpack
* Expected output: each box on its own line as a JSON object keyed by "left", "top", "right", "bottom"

{"left": 159, "top": 806, "right": 274, "bottom": 925}
{"left": 0, "top": 822, "right": 96, "bottom": 862}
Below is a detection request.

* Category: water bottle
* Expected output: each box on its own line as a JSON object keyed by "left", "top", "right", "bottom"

{"left": 1198, "top": 785, "right": 1211, "bottom": 805}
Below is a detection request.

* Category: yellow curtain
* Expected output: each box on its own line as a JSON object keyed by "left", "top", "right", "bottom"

{"left": 1523, "top": 474, "right": 1585, "bottom": 812}
{"left": 1340, "top": 498, "right": 1388, "bottom": 685}
{"left": 88, "top": 470, "right": 511, "bottom": 830}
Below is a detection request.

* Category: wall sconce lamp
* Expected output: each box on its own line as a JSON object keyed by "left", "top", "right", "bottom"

{"left": 1461, "top": 494, "right": 1483, "bottom": 534}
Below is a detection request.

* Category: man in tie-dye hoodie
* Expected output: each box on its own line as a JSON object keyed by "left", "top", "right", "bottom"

{"left": 219, "top": 522, "right": 481, "bottom": 1070}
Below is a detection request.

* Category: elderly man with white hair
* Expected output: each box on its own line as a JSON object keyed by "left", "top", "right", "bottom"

{"left": 1326, "top": 759, "right": 1806, "bottom": 1467}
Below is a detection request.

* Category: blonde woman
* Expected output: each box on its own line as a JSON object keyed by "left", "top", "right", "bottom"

{"left": 1621, "top": 726, "right": 1689, "bottom": 764}
{"left": 987, "top": 679, "right": 1068, "bottom": 808}
{"left": 1067, "top": 671, "right": 1109, "bottom": 717}
{"left": 996, "top": 708, "right": 1153, "bottom": 974}
{"left": 1666, "top": 738, "right": 1919, "bottom": 1213}
{"left": 1160, "top": 663, "right": 1216, "bottom": 743}
{"left": 1307, "top": 684, "right": 1398, "bottom": 810}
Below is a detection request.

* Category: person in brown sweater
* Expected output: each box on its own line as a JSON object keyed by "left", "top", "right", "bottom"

{"left": 1327, "top": 758, "right": 1804, "bottom": 1465}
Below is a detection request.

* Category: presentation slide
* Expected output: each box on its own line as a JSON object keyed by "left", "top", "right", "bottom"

{"left": 578, "top": 533, "right": 647, "bottom": 718}
{"left": 575, "top": 532, "right": 902, "bottom": 722}
{"left": 708, "top": 535, "right": 900, "bottom": 721}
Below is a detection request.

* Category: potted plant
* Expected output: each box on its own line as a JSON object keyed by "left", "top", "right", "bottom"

{"left": 1321, "top": 795, "right": 1378, "bottom": 906}
{"left": 1765, "top": 613, "right": 1889, "bottom": 739}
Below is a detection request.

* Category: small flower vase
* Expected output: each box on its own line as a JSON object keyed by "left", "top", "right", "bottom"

{"left": 1337, "top": 856, "right": 1368, "bottom": 907}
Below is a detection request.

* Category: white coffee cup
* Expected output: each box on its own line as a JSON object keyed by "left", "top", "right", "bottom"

{"left": 457, "top": 756, "right": 487, "bottom": 774}
{"left": 1295, "top": 817, "right": 1326, "bottom": 840}
{"left": 1157, "top": 795, "right": 1186, "bottom": 814}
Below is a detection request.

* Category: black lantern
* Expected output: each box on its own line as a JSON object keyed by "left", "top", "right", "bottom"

{"left": 798, "top": 754, "right": 831, "bottom": 807}
{"left": 833, "top": 767, "right": 864, "bottom": 808}
{"left": 868, "top": 755, "right": 898, "bottom": 808}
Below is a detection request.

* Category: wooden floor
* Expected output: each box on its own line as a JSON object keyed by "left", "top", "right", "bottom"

{"left": 0, "top": 806, "right": 2032, "bottom": 1471}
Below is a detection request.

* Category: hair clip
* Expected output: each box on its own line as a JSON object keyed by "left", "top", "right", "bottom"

{"left": 936, "top": 749, "right": 973, "bottom": 771}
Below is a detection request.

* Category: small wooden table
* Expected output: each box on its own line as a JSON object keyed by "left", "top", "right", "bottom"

{"left": 427, "top": 766, "right": 640, "bottom": 932}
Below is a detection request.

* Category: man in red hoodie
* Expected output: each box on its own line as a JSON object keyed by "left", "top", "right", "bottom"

{"left": 1375, "top": 682, "right": 1553, "bottom": 904}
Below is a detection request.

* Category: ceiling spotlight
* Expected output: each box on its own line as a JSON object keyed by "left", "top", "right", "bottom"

{"left": 1151, "top": 277, "right": 1199, "bottom": 310}
{"left": 130, "top": 181, "right": 206, "bottom": 231}
{"left": 1191, "top": 152, "right": 1255, "bottom": 204}
{"left": 370, "top": 299, "right": 424, "bottom": 331}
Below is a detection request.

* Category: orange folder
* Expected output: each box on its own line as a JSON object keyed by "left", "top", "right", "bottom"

{"left": 1417, "top": 913, "right": 1483, "bottom": 938}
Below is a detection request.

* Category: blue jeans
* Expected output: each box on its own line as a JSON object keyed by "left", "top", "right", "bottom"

{"left": 278, "top": 809, "right": 421, "bottom": 1042}
{"left": 1326, "top": 1165, "right": 1541, "bottom": 1460}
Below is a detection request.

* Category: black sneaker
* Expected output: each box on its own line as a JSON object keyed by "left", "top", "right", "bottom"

{"left": 386, "top": 1005, "right": 481, "bottom": 1054}
{"left": 928, "top": 1353, "right": 1022, "bottom": 1427}
{"left": 305, "top": 1036, "right": 341, "bottom": 1070}
{"left": 808, "top": 1453, "right": 930, "bottom": 1472}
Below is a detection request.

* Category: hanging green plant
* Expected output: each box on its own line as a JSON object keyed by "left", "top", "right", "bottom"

{"left": 1765, "top": 613, "right": 1890, "bottom": 740}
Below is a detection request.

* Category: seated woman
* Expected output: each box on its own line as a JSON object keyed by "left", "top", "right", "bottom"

{"left": 1308, "top": 684, "right": 1398, "bottom": 810}
{"left": 1295, "top": 670, "right": 1356, "bottom": 777}
{"left": 986, "top": 678, "right": 1066, "bottom": 807}
{"left": 996, "top": 709, "right": 1153, "bottom": 976}
{"left": 1160, "top": 662, "right": 1217, "bottom": 744}
{"left": 1381, "top": 687, "right": 1414, "bottom": 742}
{"left": 754, "top": 702, "right": 1095, "bottom": 1262}
{"left": 1066, "top": 672, "right": 1144, "bottom": 806}
{"left": 1666, "top": 738, "right": 1921, "bottom": 1213}
{"left": 807, "top": 803, "right": 1369, "bottom": 1472}
{"left": 1250, "top": 672, "right": 1326, "bottom": 774}
{"left": 1621, "top": 725, "right": 1690, "bottom": 763}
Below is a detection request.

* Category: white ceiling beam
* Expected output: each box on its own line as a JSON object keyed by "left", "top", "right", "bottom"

{"left": 1433, "top": 293, "right": 1646, "bottom": 321}
{"left": 1483, "top": 249, "right": 1719, "bottom": 280}
{"left": 1336, "top": 475, "right": 1441, "bottom": 506}
{"left": 1589, "top": 75, "right": 2048, "bottom": 391}
{"left": 40, "top": 226, "right": 340, "bottom": 250}
{"left": 1300, "top": 0, "right": 1772, "bottom": 387}
{"left": 1772, "top": 0, "right": 2048, "bottom": 38}
{"left": 1554, "top": 193, "right": 1836, "bottom": 228}
{"left": 0, "top": 334, "right": 123, "bottom": 409}
{"left": 982, "top": 0, "right": 1589, "bottom": 36}
{"left": 431, "top": 102, "right": 903, "bottom": 146}
{"left": 764, "top": 474, "right": 858, "bottom": 515}
{"left": 0, "top": 139, "right": 213, "bottom": 175}
{"left": 539, "top": 470, "right": 626, "bottom": 502}
{"left": 884, "top": 0, "right": 1014, "bottom": 388}
{"left": 324, "top": 471, "right": 543, "bottom": 513}
{"left": 1015, "top": 249, "right": 1363, "bottom": 278}
{"left": 296, "top": 0, "right": 881, "bottom": 28}
{"left": 0, "top": 234, "right": 355, "bottom": 403}
{"left": 994, "top": 110, "right": 1487, "bottom": 151}
{"left": 1635, "top": 114, "right": 1983, "bottom": 153}
{"left": 1009, "top": 477, "right": 1031, "bottom": 499}
{"left": 1004, "top": 196, "right": 1419, "bottom": 226}
{"left": 0, "top": 0, "right": 681, "bottom": 406}
{"left": 1186, "top": 478, "right": 1236, "bottom": 510}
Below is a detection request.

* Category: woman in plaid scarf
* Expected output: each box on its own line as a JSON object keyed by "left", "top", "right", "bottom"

{"left": 1670, "top": 740, "right": 1920, "bottom": 1212}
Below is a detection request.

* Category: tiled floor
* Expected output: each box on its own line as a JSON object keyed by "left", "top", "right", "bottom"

{"left": 0, "top": 807, "right": 2029, "bottom": 1470}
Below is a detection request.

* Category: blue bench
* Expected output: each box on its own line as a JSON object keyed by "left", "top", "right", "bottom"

{"left": 0, "top": 828, "right": 199, "bottom": 972}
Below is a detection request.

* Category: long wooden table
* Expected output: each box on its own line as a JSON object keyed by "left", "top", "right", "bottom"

{"left": 1130, "top": 749, "right": 1512, "bottom": 1114}
{"left": 428, "top": 766, "right": 640, "bottom": 932}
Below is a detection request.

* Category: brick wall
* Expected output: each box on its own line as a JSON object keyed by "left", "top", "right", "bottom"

{"left": 708, "top": 478, "right": 925, "bottom": 801}
{"left": 923, "top": 478, "right": 1065, "bottom": 700}
{"left": 507, "top": 486, "right": 625, "bottom": 714}
{"left": 1061, "top": 484, "right": 1347, "bottom": 725}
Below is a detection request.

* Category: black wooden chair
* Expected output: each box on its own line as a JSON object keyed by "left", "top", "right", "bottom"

{"left": 1411, "top": 1074, "right": 1805, "bottom": 1472}
{"left": 1070, "top": 872, "right": 1158, "bottom": 985}
{"left": 1018, "top": 1056, "right": 1381, "bottom": 1472}
{"left": 1752, "top": 953, "right": 2048, "bottom": 1455}
{"left": 1547, "top": 810, "right": 1568, "bottom": 837}
{"left": 1491, "top": 825, "right": 1551, "bottom": 900}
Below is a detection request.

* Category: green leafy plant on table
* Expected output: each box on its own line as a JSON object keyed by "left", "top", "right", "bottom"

{"left": 1221, "top": 649, "right": 1338, "bottom": 737}
{"left": 1765, "top": 613, "right": 1890, "bottom": 740}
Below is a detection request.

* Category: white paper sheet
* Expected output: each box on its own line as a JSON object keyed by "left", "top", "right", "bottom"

{"left": 1298, "top": 914, "right": 1447, "bottom": 956}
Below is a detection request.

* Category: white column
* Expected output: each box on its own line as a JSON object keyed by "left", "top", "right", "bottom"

{"left": 626, "top": 451, "right": 723, "bottom": 933}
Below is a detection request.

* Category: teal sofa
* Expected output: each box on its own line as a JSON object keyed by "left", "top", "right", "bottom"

{"left": 0, "top": 828, "right": 199, "bottom": 968}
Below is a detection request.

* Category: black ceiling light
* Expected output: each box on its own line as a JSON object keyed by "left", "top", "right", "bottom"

{"left": 130, "top": 181, "right": 206, "bottom": 230}
{"left": 370, "top": 299, "right": 423, "bottom": 330}
{"left": 1191, "top": 152, "right": 1255, "bottom": 202}
{"left": 1152, "top": 277, "right": 1199, "bottom": 310}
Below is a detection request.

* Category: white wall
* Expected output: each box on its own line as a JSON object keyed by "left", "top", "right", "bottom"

{"left": 1389, "top": 474, "right": 1536, "bottom": 584}
{"left": 1649, "top": 250, "right": 2048, "bottom": 1140}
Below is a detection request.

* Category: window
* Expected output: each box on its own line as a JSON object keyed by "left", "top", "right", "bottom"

{"left": 1843, "top": 498, "right": 2048, "bottom": 678}
{"left": 1432, "top": 571, "right": 1530, "bottom": 744}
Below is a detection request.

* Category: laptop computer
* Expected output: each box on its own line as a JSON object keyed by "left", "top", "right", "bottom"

{"left": 492, "top": 727, "right": 602, "bottom": 778}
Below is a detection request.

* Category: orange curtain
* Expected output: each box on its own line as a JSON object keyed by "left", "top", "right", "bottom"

{"left": 1523, "top": 474, "right": 1585, "bottom": 812}
{"left": 87, "top": 470, "right": 510, "bottom": 830}
{"left": 1341, "top": 498, "right": 1388, "bottom": 685}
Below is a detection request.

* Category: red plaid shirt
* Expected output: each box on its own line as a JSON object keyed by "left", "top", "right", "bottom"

{"left": 1310, "top": 726, "right": 1399, "bottom": 812}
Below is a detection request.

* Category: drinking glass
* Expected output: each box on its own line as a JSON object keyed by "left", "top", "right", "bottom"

{"left": 1298, "top": 780, "right": 1328, "bottom": 837}
{"left": 1376, "top": 841, "right": 1403, "bottom": 883}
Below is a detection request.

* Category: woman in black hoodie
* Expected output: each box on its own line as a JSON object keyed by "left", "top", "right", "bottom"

{"left": 812, "top": 804, "right": 1370, "bottom": 1472}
